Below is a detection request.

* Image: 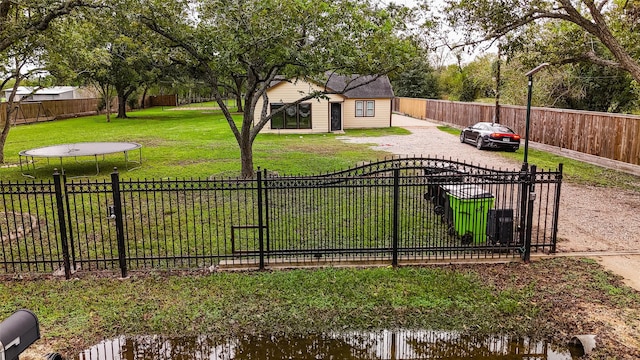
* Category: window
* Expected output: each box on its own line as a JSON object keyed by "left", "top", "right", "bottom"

{"left": 355, "top": 100, "right": 375, "bottom": 117}
{"left": 366, "top": 100, "right": 375, "bottom": 117}
{"left": 270, "top": 103, "right": 312, "bottom": 129}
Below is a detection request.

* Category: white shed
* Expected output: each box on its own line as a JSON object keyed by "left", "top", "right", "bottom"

{"left": 3, "top": 86, "right": 81, "bottom": 102}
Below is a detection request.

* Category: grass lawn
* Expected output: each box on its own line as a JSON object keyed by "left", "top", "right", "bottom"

{"left": 1, "top": 107, "right": 409, "bottom": 181}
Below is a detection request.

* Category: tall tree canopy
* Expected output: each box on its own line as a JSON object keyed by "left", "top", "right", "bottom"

{"left": 390, "top": 53, "right": 440, "bottom": 99}
{"left": 46, "top": 2, "right": 168, "bottom": 121}
{"left": 442, "top": 0, "right": 640, "bottom": 84}
{"left": 142, "top": 0, "right": 415, "bottom": 177}
{"left": 0, "top": 0, "right": 95, "bottom": 163}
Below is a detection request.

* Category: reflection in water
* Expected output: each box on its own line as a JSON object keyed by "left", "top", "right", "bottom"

{"left": 76, "top": 330, "right": 580, "bottom": 360}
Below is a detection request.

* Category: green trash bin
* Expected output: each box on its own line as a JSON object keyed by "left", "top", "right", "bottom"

{"left": 446, "top": 185, "right": 494, "bottom": 244}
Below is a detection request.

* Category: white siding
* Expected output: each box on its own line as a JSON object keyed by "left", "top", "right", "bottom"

{"left": 255, "top": 79, "right": 344, "bottom": 134}
{"left": 343, "top": 99, "right": 392, "bottom": 129}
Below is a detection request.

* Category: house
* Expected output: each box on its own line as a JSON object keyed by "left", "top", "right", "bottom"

{"left": 2, "top": 86, "right": 90, "bottom": 102}
{"left": 254, "top": 74, "right": 394, "bottom": 133}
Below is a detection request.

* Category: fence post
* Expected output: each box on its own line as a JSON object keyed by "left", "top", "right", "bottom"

{"left": 518, "top": 164, "right": 529, "bottom": 247}
{"left": 110, "top": 168, "right": 128, "bottom": 278}
{"left": 392, "top": 168, "right": 400, "bottom": 267}
{"left": 523, "top": 165, "right": 537, "bottom": 262}
{"left": 263, "top": 168, "right": 270, "bottom": 253}
{"left": 53, "top": 169, "right": 71, "bottom": 279}
{"left": 62, "top": 170, "right": 77, "bottom": 269}
{"left": 551, "top": 164, "right": 563, "bottom": 253}
{"left": 257, "top": 169, "right": 265, "bottom": 270}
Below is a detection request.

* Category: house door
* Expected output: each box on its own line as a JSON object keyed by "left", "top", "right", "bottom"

{"left": 330, "top": 103, "right": 342, "bottom": 131}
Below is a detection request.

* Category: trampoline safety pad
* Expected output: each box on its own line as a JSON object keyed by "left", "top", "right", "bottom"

{"left": 19, "top": 142, "right": 142, "bottom": 177}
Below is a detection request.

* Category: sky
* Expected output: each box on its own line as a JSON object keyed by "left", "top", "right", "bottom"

{"left": 378, "top": 0, "right": 497, "bottom": 66}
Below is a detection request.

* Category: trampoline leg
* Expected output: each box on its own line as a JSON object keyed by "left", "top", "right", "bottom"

{"left": 19, "top": 155, "right": 35, "bottom": 178}
{"left": 95, "top": 155, "right": 99, "bottom": 175}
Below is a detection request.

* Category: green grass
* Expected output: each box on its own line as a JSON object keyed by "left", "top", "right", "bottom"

{"left": 0, "top": 107, "right": 403, "bottom": 181}
{"left": 437, "top": 125, "right": 461, "bottom": 137}
{"left": 437, "top": 125, "right": 640, "bottom": 191}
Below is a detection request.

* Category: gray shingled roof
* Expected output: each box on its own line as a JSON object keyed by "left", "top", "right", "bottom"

{"left": 325, "top": 74, "right": 394, "bottom": 99}
{"left": 269, "top": 74, "right": 394, "bottom": 99}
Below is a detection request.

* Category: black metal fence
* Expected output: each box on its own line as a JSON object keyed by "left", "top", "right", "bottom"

{"left": 0, "top": 158, "right": 562, "bottom": 278}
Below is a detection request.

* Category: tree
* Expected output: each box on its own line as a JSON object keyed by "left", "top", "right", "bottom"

{"left": 436, "top": 54, "right": 495, "bottom": 102}
{"left": 0, "top": 0, "right": 94, "bottom": 163}
{"left": 46, "top": 2, "right": 167, "bottom": 120}
{"left": 442, "top": 0, "right": 640, "bottom": 84}
{"left": 142, "top": 0, "right": 415, "bottom": 178}
{"left": 390, "top": 53, "right": 439, "bottom": 99}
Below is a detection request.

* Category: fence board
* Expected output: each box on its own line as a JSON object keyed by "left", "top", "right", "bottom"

{"left": 146, "top": 94, "right": 178, "bottom": 107}
{"left": 2, "top": 96, "right": 178, "bottom": 126}
{"left": 0, "top": 99, "right": 101, "bottom": 125}
{"left": 395, "top": 97, "right": 640, "bottom": 166}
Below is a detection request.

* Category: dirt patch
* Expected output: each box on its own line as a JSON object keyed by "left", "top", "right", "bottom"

{"left": 459, "top": 259, "right": 640, "bottom": 358}
{"left": 1, "top": 212, "right": 38, "bottom": 243}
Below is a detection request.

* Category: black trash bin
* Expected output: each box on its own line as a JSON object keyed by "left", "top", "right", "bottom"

{"left": 487, "top": 209, "right": 515, "bottom": 245}
{"left": 423, "top": 169, "right": 465, "bottom": 211}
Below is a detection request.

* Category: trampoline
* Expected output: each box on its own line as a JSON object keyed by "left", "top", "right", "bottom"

{"left": 19, "top": 142, "right": 142, "bottom": 177}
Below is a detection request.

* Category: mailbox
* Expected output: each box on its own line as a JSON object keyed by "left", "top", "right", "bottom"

{"left": 0, "top": 310, "right": 40, "bottom": 360}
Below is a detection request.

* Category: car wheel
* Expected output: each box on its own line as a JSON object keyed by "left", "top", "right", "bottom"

{"left": 476, "top": 138, "right": 484, "bottom": 150}
{"left": 459, "top": 132, "right": 465, "bottom": 143}
{"left": 507, "top": 146, "right": 518, "bottom": 152}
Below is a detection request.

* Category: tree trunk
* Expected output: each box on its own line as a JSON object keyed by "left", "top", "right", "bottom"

{"left": 1, "top": 75, "right": 22, "bottom": 163}
{"left": 582, "top": 2, "right": 640, "bottom": 85}
{"left": 239, "top": 138, "right": 254, "bottom": 178}
{"left": 105, "top": 95, "right": 112, "bottom": 122}
{"left": 141, "top": 87, "right": 148, "bottom": 109}
{"left": 117, "top": 93, "right": 128, "bottom": 118}
{"left": 0, "top": 106, "right": 12, "bottom": 164}
{"left": 235, "top": 92, "right": 243, "bottom": 113}
{"left": 234, "top": 77, "right": 244, "bottom": 112}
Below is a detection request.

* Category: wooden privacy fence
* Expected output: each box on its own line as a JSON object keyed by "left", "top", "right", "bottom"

{"left": 2, "top": 95, "right": 179, "bottom": 125}
{"left": 144, "top": 94, "right": 178, "bottom": 107}
{"left": 1, "top": 98, "right": 100, "bottom": 125}
{"left": 393, "top": 98, "right": 640, "bottom": 166}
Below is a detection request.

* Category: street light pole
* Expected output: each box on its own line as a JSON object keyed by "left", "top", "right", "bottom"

{"left": 522, "top": 63, "right": 549, "bottom": 170}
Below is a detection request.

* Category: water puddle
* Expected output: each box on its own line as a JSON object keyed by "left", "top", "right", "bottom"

{"left": 75, "top": 330, "right": 584, "bottom": 360}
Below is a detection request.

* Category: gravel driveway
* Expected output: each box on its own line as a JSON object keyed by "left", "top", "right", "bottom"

{"left": 338, "top": 114, "right": 640, "bottom": 254}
